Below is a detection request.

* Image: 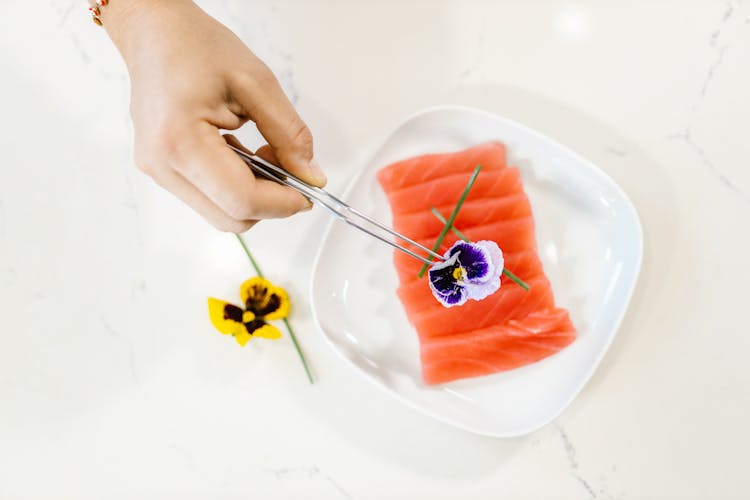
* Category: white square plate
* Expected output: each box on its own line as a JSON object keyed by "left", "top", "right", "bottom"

{"left": 310, "top": 106, "right": 642, "bottom": 437}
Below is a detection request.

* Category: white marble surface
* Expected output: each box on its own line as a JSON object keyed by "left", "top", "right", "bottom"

{"left": 1, "top": 1, "right": 749, "bottom": 498}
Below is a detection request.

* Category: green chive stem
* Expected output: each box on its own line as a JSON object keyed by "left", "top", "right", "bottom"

{"left": 235, "top": 233, "right": 264, "bottom": 278}
{"left": 235, "top": 234, "right": 314, "bottom": 384}
{"left": 430, "top": 207, "right": 470, "bottom": 242}
{"left": 417, "top": 165, "right": 482, "bottom": 278}
{"left": 282, "top": 318, "right": 314, "bottom": 384}
{"left": 501, "top": 267, "right": 530, "bottom": 291}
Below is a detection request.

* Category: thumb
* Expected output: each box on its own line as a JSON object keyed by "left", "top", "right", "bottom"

{"left": 230, "top": 66, "right": 327, "bottom": 187}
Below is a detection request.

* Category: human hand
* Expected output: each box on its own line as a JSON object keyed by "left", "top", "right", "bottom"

{"left": 102, "top": 0, "right": 325, "bottom": 232}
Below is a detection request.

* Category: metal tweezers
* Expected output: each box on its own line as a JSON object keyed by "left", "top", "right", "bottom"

{"left": 228, "top": 145, "right": 446, "bottom": 265}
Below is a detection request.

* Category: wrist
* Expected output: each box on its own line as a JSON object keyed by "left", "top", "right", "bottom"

{"left": 100, "top": 0, "right": 193, "bottom": 64}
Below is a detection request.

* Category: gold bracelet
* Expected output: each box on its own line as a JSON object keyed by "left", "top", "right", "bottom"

{"left": 88, "top": 0, "right": 109, "bottom": 26}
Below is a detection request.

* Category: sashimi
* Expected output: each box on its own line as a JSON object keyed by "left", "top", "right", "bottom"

{"left": 376, "top": 142, "right": 576, "bottom": 385}
{"left": 393, "top": 193, "right": 532, "bottom": 241}
{"left": 378, "top": 142, "right": 507, "bottom": 192}
{"left": 398, "top": 274, "right": 552, "bottom": 336}
{"left": 409, "top": 275, "right": 554, "bottom": 338}
{"left": 385, "top": 168, "right": 522, "bottom": 216}
{"left": 420, "top": 309, "right": 576, "bottom": 385}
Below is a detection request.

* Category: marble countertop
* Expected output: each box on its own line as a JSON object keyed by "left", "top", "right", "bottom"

{"left": 1, "top": 1, "right": 749, "bottom": 498}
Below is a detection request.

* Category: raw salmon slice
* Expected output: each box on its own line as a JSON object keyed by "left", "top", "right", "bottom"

{"left": 393, "top": 193, "right": 532, "bottom": 241}
{"left": 398, "top": 274, "right": 552, "bottom": 337}
{"left": 420, "top": 309, "right": 576, "bottom": 385}
{"left": 385, "top": 168, "right": 522, "bottom": 216}
{"left": 376, "top": 142, "right": 576, "bottom": 385}
{"left": 378, "top": 142, "right": 507, "bottom": 192}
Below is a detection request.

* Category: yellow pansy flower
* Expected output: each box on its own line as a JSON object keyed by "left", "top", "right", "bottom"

{"left": 208, "top": 277, "right": 290, "bottom": 346}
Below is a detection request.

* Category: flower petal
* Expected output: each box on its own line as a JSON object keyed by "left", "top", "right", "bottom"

{"left": 427, "top": 240, "right": 504, "bottom": 307}
{"left": 448, "top": 241, "right": 491, "bottom": 283}
{"left": 468, "top": 240, "right": 504, "bottom": 285}
{"left": 428, "top": 253, "right": 469, "bottom": 307}
{"left": 465, "top": 275, "right": 501, "bottom": 301}
{"left": 207, "top": 298, "right": 246, "bottom": 336}
{"left": 250, "top": 322, "right": 283, "bottom": 340}
{"left": 464, "top": 241, "right": 504, "bottom": 300}
{"left": 262, "top": 287, "right": 290, "bottom": 321}
{"left": 428, "top": 253, "right": 460, "bottom": 291}
{"left": 435, "top": 286, "right": 468, "bottom": 307}
{"left": 234, "top": 328, "right": 253, "bottom": 346}
{"left": 240, "top": 277, "right": 291, "bottom": 320}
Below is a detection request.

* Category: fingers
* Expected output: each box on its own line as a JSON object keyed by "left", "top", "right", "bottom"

{"left": 253, "top": 144, "right": 279, "bottom": 165}
{"left": 135, "top": 122, "right": 313, "bottom": 232}
{"left": 172, "top": 124, "right": 312, "bottom": 220}
{"left": 149, "top": 166, "right": 257, "bottom": 234}
{"left": 223, "top": 136, "right": 315, "bottom": 210}
{"left": 224, "top": 135, "right": 280, "bottom": 172}
{"left": 228, "top": 64, "right": 327, "bottom": 187}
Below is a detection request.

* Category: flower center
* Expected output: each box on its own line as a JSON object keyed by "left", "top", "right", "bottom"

{"left": 452, "top": 266, "right": 465, "bottom": 282}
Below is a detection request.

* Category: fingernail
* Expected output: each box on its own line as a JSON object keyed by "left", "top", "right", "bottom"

{"left": 309, "top": 158, "right": 327, "bottom": 186}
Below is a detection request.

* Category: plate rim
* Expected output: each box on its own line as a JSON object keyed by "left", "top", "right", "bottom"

{"left": 309, "top": 104, "right": 644, "bottom": 437}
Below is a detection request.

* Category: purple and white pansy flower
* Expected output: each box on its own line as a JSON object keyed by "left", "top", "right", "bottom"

{"left": 428, "top": 240, "right": 504, "bottom": 308}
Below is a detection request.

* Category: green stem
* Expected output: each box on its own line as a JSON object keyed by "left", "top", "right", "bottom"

{"left": 429, "top": 208, "right": 530, "bottom": 291}
{"left": 430, "top": 207, "right": 470, "bottom": 242}
{"left": 235, "top": 234, "right": 314, "bottom": 384}
{"left": 235, "top": 234, "right": 264, "bottom": 278}
{"left": 418, "top": 165, "right": 482, "bottom": 278}
{"left": 283, "top": 318, "right": 314, "bottom": 384}
{"left": 501, "top": 267, "right": 530, "bottom": 291}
